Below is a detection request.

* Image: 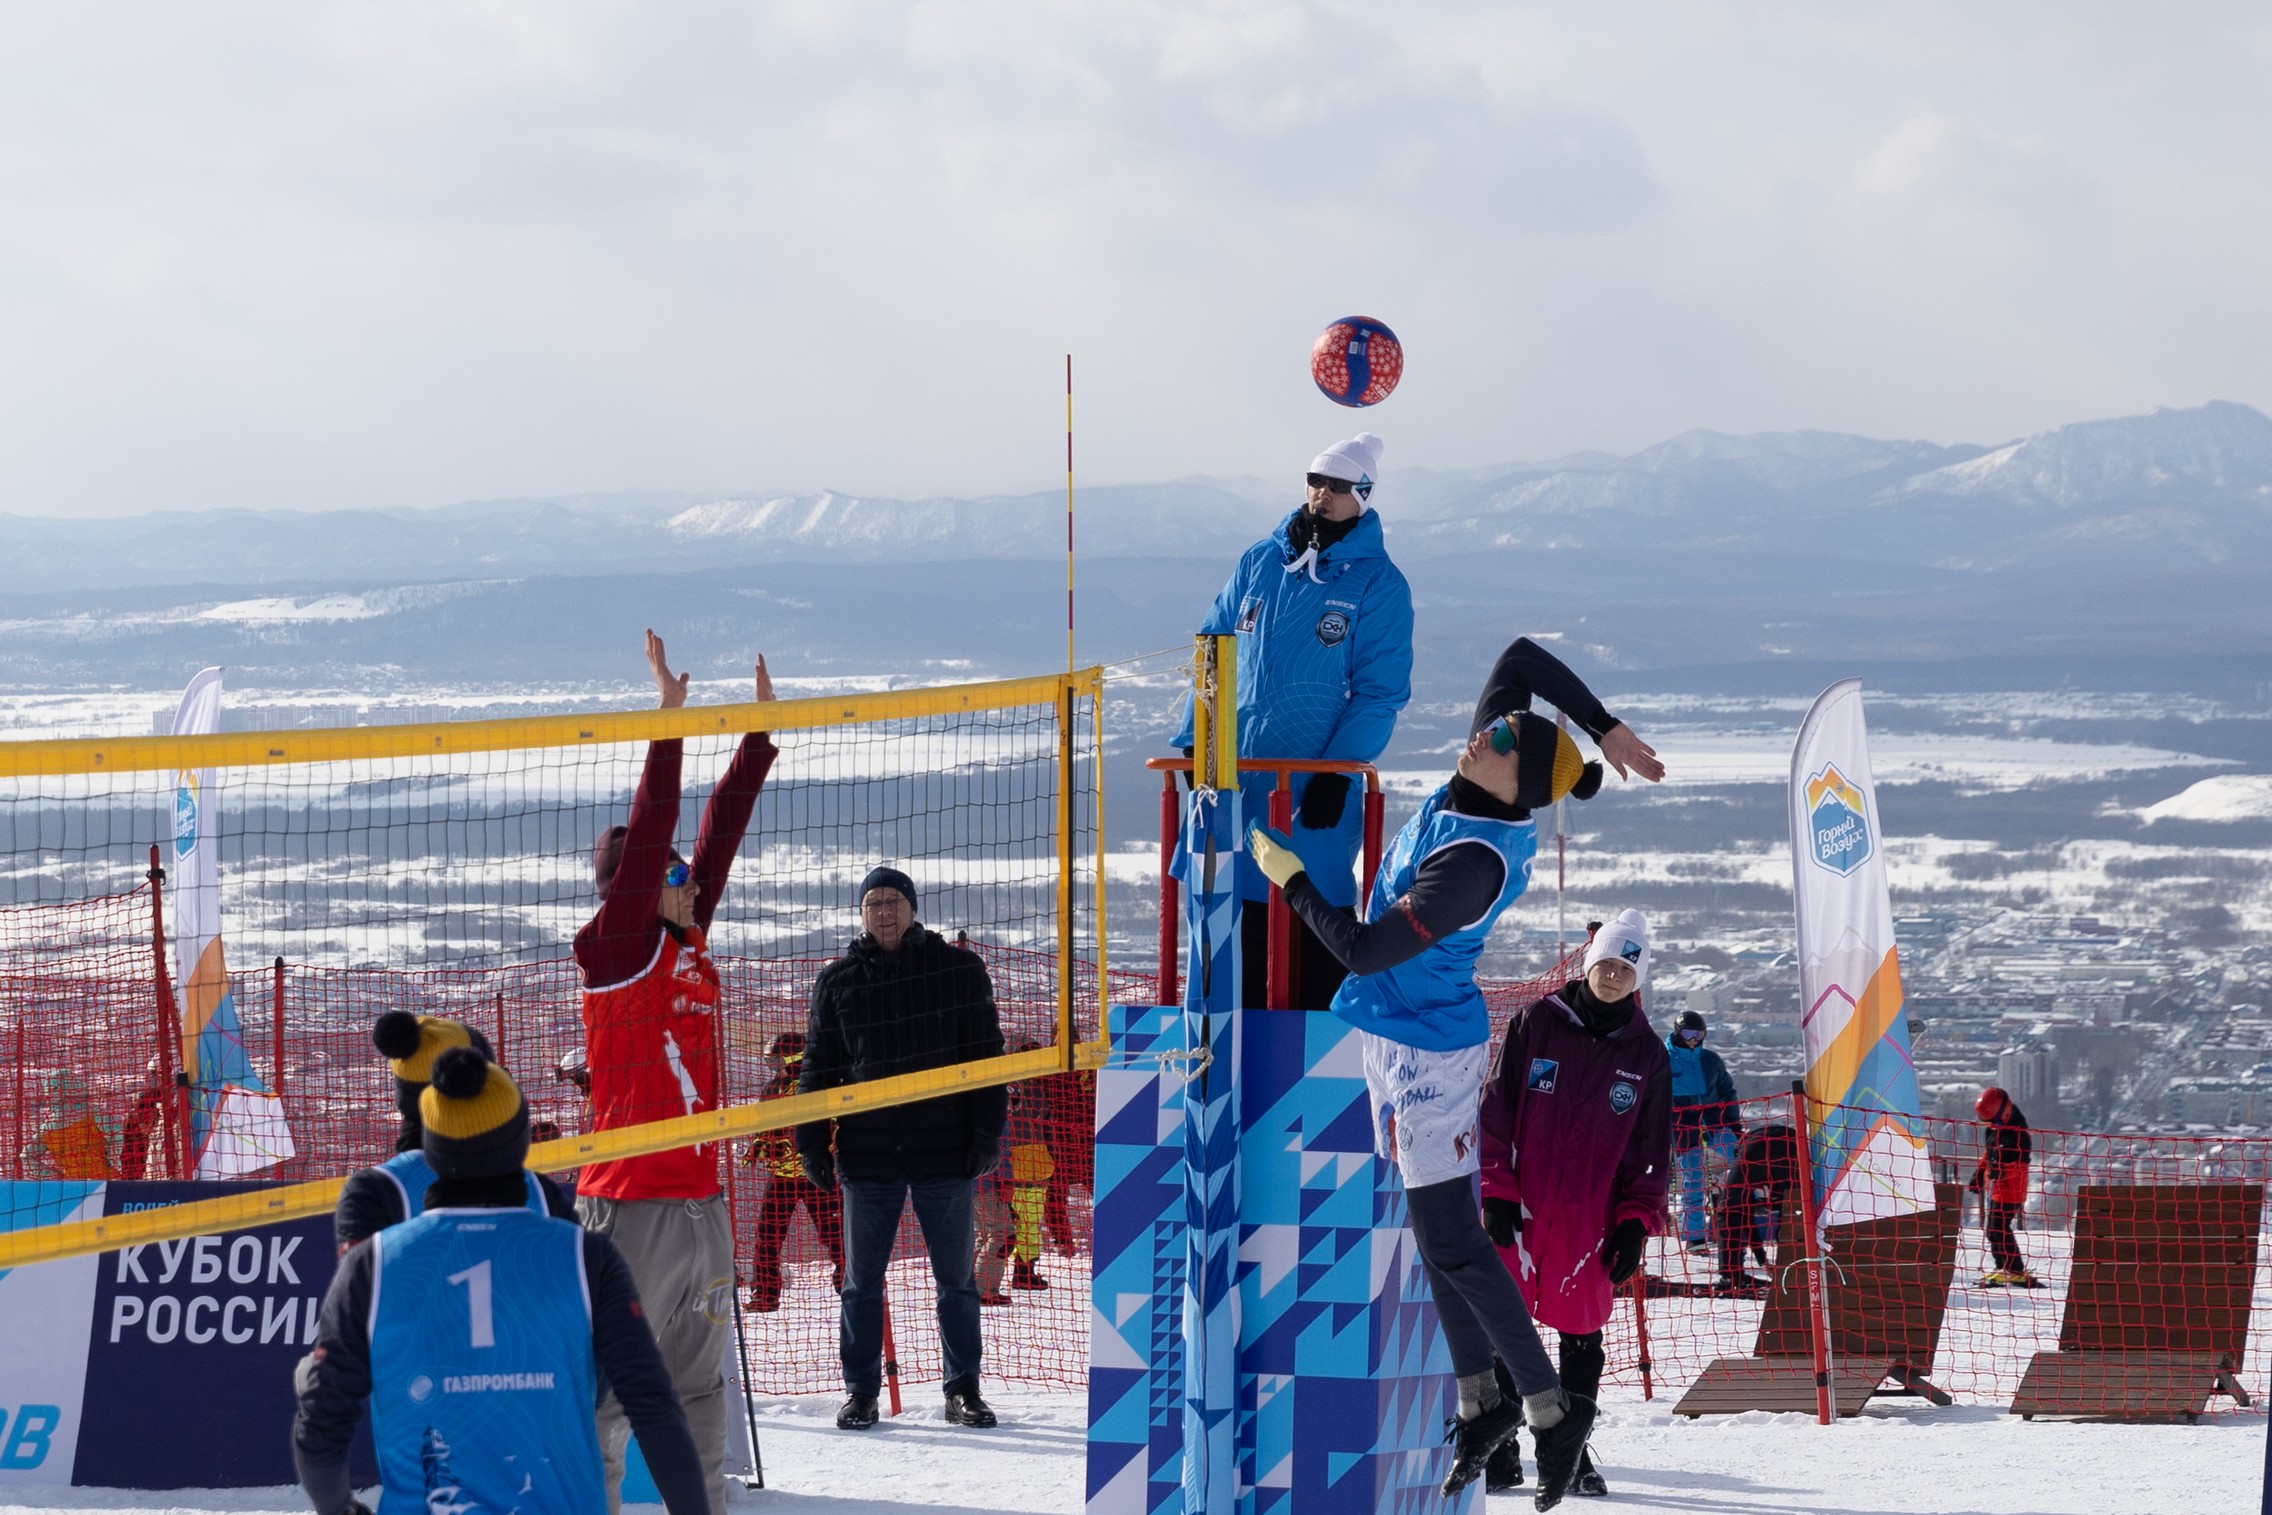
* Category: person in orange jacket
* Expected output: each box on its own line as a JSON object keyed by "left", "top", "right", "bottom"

{"left": 1970, "top": 1086, "right": 2039, "bottom": 1287}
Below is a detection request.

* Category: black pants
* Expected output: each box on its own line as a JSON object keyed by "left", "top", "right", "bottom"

{"left": 1494, "top": 1329, "right": 1604, "bottom": 1405}
{"left": 1240, "top": 901, "right": 1348, "bottom": 1010}
{"left": 1986, "top": 1200, "right": 2027, "bottom": 1275}
{"left": 1404, "top": 1176, "right": 1558, "bottom": 1394}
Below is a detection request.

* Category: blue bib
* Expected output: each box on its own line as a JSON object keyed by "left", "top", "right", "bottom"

{"left": 369, "top": 1207, "right": 603, "bottom": 1515}
{"left": 379, "top": 1150, "right": 547, "bottom": 1222}
{"left": 1330, "top": 784, "right": 1536, "bottom": 1051}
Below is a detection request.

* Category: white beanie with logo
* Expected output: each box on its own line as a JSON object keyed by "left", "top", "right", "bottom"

{"left": 1581, "top": 908, "right": 1651, "bottom": 993}
{"left": 1308, "top": 432, "right": 1385, "bottom": 502}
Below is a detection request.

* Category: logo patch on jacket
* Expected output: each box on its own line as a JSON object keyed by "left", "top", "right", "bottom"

{"left": 1608, "top": 1081, "right": 1637, "bottom": 1115}
{"left": 1526, "top": 1057, "right": 1559, "bottom": 1094}
{"left": 1237, "top": 596, "right": 1261, "bottom": 634}
{"left": 1316, "top": 610, "right": 1349, "bottom": 647}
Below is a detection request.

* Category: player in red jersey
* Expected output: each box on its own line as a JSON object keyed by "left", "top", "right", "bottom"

{"left": 576, "top": 629, "right": 776, "bottom": 1515}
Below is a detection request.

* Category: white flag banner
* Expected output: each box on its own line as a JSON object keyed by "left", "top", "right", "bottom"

{"left": 1789, "top": 678, "right": 1931, "bottom": 1229}
{"left": 171, "top": 667, "right": 295, "bottom": 1177}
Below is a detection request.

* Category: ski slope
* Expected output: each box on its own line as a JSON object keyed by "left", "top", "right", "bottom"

{"left": 0, "top": 1385, "right": 2259, "bottom": 1515}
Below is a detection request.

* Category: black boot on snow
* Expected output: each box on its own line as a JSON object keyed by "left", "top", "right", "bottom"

{"left": 1484, "top": 1436, "right": 1525, "bottom": 1492}
{"left": 1570, "top": 1446, "right": 1607, "bottom": 1497}
{"left": 1528, "top": 1393, "right": 1599, "bottom": 1510}
{"left": 1439, "top": 1398, "right": 1522, "bottom": 1497}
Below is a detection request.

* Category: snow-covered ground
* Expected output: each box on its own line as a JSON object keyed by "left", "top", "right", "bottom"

{"left": 0, "top": 1386, "right": 2259, "bottom": 1515}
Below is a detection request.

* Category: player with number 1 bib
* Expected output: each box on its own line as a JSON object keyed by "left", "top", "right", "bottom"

{"left": 293, "top": 1048, "right": 708, "bottom": 1515}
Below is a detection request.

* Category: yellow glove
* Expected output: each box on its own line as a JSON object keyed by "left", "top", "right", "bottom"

{"left": 1247, "top": 825, "right": 1306, "bottom": 890}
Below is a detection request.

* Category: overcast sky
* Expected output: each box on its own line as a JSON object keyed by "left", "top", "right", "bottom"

{"left": 2, "top": 3, "right": 2268, "bottom": 517}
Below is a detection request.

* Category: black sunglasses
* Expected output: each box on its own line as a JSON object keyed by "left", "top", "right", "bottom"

{"left": 1305, "top": 473, "right": 1355, "bottom": 495}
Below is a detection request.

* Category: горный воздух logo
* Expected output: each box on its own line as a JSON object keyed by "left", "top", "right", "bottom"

{"left": 1804, "top": 763, "right": 1871, "bottom": 876}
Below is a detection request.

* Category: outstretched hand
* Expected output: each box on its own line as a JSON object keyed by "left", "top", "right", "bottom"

{"left": 753, "top": 652, "right": 775, "bottom": 703}
{"left": 1599, "top": 723, "right": 1664, "bottom": 783}
{"left": 646, "top": 629, "right": 690, "bottom": 710}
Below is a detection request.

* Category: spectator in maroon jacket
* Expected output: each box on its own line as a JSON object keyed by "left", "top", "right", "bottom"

{"left": 1477, "top": 907, "right": 1672, "bottom": 1498}
{"left": 1715, "top": 1122, "right": 1800, "bottom": 1291}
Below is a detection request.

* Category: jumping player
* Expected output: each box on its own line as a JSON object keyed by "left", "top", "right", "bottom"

{"left": 333, "top": 1012, "right": 576, "bottom": 1252}
{"left": 1175, "top": 431, "right": 1414, "bottom": 1007}
{"left": 1250, "top": 635, "right": 1664, "bottom": 1505}
{"left": 293, "top": 1048, "right": 708, "bottom": 1515}
{"left": 1477, "top": 908, "right": 1671, "bottom": 1499}
{"left": 577, "top": 630, "right": 776, "bottom": 1513}
{"left": 1970, "top": 1086, "right": 2039, "bottom": 1287}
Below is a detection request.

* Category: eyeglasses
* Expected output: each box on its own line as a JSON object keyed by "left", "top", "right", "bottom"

{"left": 663, "top": 861, "right": 692, "bottom": 888}
{"left": 1305, "top": 473, "right": 1355, "bottom": 495}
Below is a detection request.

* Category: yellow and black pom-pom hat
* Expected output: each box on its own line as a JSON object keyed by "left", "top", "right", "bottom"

{"left": 1502, "top": 712, "right": 1605, "bottom": 811}
{"left": 420, "top": 1046, "right": 531, "bottom": 1181}
{"left": 371, "top": 1010, "right": 495, "bottom": 1125}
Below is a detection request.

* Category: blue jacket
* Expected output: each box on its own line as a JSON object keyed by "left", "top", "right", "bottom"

{"left": 1330, "top": 784, "right": 1536, "bottom": 1051}
{"left": 1667, "top": 1036, "right": 1739, "bottom": 1145}
{"left": 1174, "top": 507, "right": 1414, "bottom": 904}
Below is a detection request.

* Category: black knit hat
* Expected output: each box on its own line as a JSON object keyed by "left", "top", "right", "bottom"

{"left": 857, "top": 865, "right": 918, "bottom": 911}
{"left": 420, "top": 1046, "right": 530, "bottom": 1181}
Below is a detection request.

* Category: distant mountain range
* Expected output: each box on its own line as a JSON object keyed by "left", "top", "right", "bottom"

{"left": 5, "top": 401, "right": 2267, "bottom": 693}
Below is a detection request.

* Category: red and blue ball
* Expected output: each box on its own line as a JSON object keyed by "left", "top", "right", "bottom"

{"left": 1310, "top": 316, "right": 1403, "bottom": 408}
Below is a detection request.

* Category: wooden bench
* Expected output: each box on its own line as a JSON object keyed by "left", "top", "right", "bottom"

{"left": 2007, "top": 1184, "right": 2262, "bottom": 1421}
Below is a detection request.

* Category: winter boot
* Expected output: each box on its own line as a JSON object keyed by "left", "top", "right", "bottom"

{"left": 1439, "top": 1397, "right": 1522, "bottom": 1497}
{"left": 1484, "top": 1435, "right": 1525, "bottom": 1492}
{"left": 1012, "top": 1259, "right": 1050, "bottom": 1290}
{"left": 835, "top": 1392, "right": 879, "bottom": 1430}
{"left": 1570, "top": 1446, "right": 1607, "bottom": 1497}
{"left": 1529, "top": 1392, "right": 1599, "bottom": 1510}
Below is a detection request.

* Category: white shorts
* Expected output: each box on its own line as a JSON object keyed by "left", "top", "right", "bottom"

{"left": 1359, "top": 1032, "right": 1489, "bottom": 1190}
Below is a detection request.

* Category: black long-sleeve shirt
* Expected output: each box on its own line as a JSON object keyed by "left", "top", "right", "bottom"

{"left": 293, "top": 1187, "right": 708, "bottom": 1515}
{"left": 1284, "top": 636, "right": 1621, "bottom": 983}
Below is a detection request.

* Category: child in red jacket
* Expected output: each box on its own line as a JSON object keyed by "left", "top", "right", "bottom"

{"left": 1971, "top": 1086, "right": 2039, "bottom": 1287}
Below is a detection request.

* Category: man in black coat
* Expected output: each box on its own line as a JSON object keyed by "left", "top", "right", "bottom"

{"left": 797, "top": 866, "right": 1008, "bottom": 1433}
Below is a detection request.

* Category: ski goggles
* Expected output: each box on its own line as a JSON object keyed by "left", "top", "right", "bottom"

{"left": 1304, "top": 472, "right": 1356, "bottom": 495}
{"left": 663, "top": 860, "right": 693, "bottom": 888}
{"left": 1675, "top": 1028, "right": 1705, "bottom": 1045}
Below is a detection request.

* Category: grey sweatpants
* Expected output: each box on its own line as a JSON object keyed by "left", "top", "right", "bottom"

{"left": 579, "top": 1193, "right": 734, "bottom": 1515}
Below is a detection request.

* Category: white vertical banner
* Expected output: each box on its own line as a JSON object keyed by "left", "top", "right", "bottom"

{"left": 1789, "top": 678, "right": 1931, "bottom": 1229}
{"left": 171, "top": 668, "right": 294, "bottom": 1177}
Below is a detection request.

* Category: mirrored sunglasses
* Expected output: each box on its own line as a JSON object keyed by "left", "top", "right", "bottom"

{"left": 1304, "top": 472, "right": 1355, "bottom": 495}
{"left": 663, "top": 861, "right": 692, "bottom": 888}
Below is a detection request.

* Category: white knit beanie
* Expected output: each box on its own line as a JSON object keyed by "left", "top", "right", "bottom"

{"left": 1581, "top": 908, "right": 1651, "bottom": 992}
{"left": 1308, "top": 433, "right": 1385, "bottom": 502}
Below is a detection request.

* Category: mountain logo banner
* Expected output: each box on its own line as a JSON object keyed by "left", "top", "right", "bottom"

{"left": 170, "top": 669, "right": 295, "bottom": 1179}
{"left": 1803, "top": 763, "right": 1872, "bottom": 875}
{"left": 1788, "top": 679, "right": 1931, "bottom": 1231}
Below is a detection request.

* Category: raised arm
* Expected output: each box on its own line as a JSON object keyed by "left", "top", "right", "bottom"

{"left": 691, "top": 654, "right": 779, "bottom": 933}
{"left": 575, "top": 632, "right": 688, "bottom": 986}
{"left": 1469, "top": 636, "right": 1662, "bottom": 782}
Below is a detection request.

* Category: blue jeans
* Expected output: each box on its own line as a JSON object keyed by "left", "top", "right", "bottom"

{"left": 839, "top": 1175, "right": 983, "bottom": 1396}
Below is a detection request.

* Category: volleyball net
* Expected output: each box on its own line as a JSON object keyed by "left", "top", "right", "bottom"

{"left": 0, "top": 672, "right": 1108, "bottom": 1306}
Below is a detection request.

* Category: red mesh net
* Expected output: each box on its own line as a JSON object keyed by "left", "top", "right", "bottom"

{"left": 7, "top": 886, "right": 2269, "bottom": 1413}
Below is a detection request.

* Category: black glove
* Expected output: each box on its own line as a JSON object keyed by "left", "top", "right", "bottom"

{"left": 1965, "top": 1167, "right": 1983, "bottom": 1195}
{"left": 1481, "top": 1197, "right": 1524, "bottom": 1249}
{"left": 801, "top": 1148, "right": 836, "bottom": 1189}
{"left": 967, "top": 1134, "right": 1001, "bottom": 1179}
{"left": 1297, "top": 772, "right": 1350, "bottom": 830}
{"left": 1601, "top": 1218, "right": 1647, "bottom": 1286}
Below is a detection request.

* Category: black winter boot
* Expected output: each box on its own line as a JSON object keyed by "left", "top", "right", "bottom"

{"left": 1529, "top": 1393, "right": 1599, "bottom": 1510}
{"left": 1439, "top": 1397, "right": 1522, "bottom": 1497}
{"left": 835, "top": 1392, "right": 879, "bottom": 1430}
{"left": 1484, "top": 1435, "right": 1525, "bottom": 1492}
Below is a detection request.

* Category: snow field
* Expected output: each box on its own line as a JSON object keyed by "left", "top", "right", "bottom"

{"left": 3, "top": 1387, "right": 2256, "bottom": 1515}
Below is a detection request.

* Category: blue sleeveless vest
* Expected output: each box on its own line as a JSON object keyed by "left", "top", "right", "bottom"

{"left": 1330, "top": 784, "right": 1536, "bottom": 1051}
{"left": 369, "top": 1207, "right": 604, "bottom": 1515}
{"left": 379, "top": 1149, "right": 546, "bottom": 1221}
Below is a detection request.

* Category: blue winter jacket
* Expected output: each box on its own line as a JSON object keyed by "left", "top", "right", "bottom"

{"left": 1667, "top": 1035, "right": 1740, "bottom": 1146}
{"left": 1329, "top": 784, "right": 1537, "bottom": 1052}
{"left": 1173, "top": 507, "right": 1414, "bottom": 905}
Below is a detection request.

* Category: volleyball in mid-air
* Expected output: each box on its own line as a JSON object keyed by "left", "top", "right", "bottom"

{"left": 1310, "top": 316, "right": 1403, "bottom": 407}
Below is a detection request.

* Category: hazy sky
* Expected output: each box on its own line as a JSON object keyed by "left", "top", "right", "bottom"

{"left": 2, "top": 3, "right": 2268, "bottom": 516}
